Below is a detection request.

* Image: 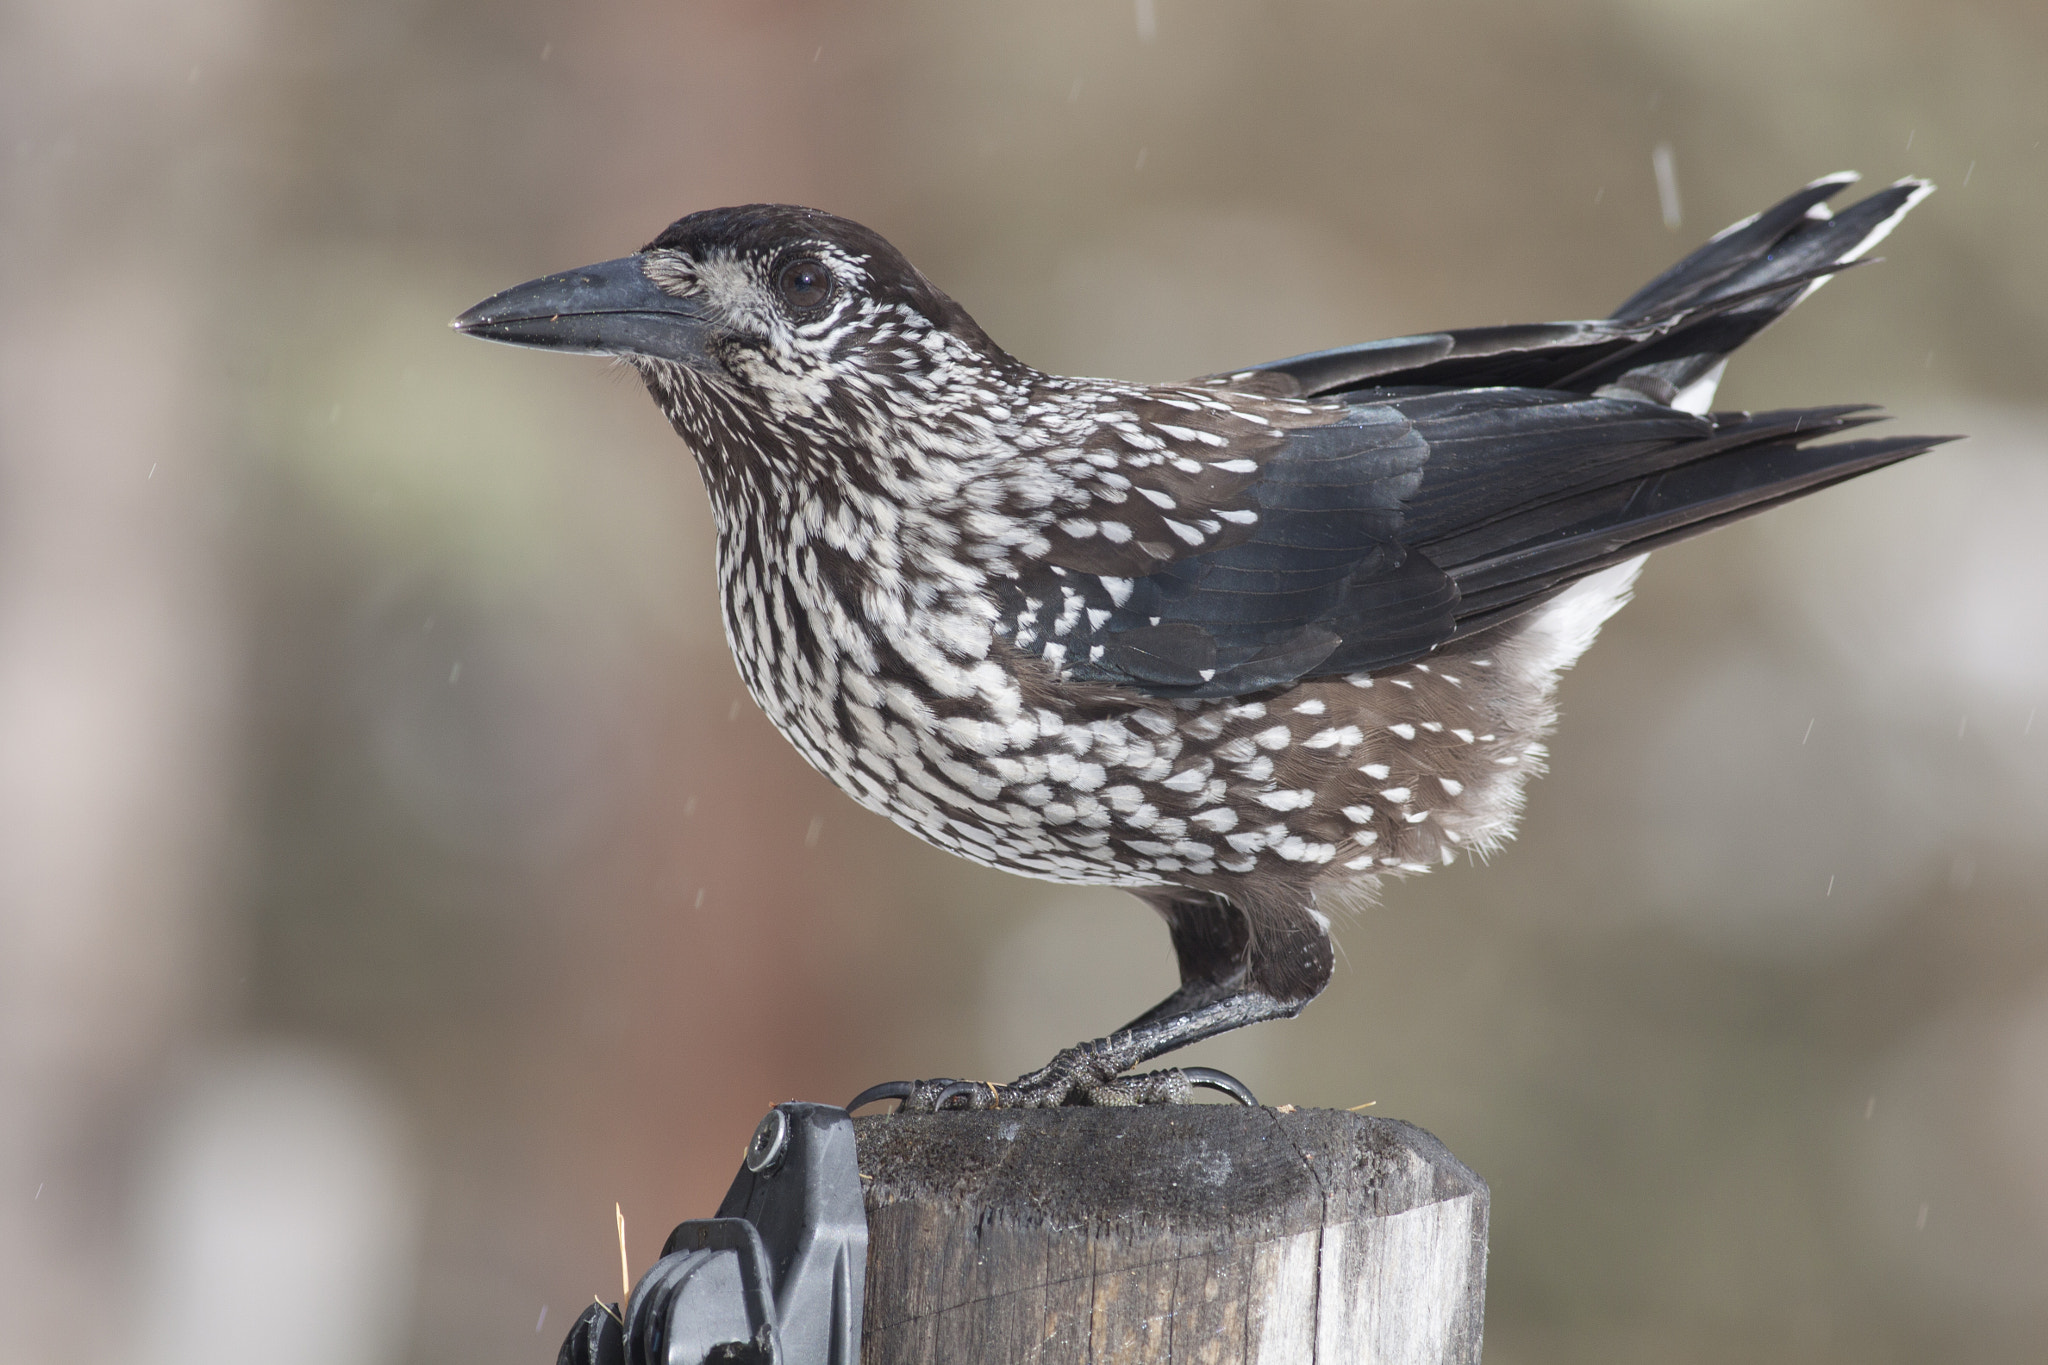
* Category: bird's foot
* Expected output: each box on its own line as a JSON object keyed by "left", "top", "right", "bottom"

{"left": 847, "top": 1048, "right": 1255, "bottom": 1114}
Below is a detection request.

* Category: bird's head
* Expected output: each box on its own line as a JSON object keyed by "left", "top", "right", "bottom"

{"left": 454, "top": 205, "right": 1016, "bottom": 478}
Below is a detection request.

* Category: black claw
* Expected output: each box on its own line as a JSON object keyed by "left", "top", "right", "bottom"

{"left": 933, "top": 1080, "right": 999, "bottom": 1111}
{"left": 1181, "top": 1067, "right": 1258, "bottom": 1106}
{"left": 846, "top": 1081, "right": 918, "bottom": 1113}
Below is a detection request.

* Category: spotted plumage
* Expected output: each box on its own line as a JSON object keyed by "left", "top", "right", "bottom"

{"left": 457, "top": 175, "right": 1949, "bottom": 1109}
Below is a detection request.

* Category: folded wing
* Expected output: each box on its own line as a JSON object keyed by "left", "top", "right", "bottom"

{"left": 993, "top": 176, "right": 1948, "bottom": 700}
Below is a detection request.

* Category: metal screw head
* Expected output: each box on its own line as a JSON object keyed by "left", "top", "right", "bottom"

{"left": 744, "top": 1109, "right": 789, "bottom": 1174}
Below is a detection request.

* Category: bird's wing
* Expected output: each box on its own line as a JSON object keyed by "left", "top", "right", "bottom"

{"left": 993, "top": 175, "right": 1946, "bottom": 700}
{"left": 996, "top": 388, "right": 1944, "bottom": 699}
{"left": 999, "top": 397, "right": 1440, "bottom": 695}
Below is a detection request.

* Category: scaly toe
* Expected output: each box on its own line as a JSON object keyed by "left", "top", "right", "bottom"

{"left": 1072, "top": 1067, "right": 1258, "bottom": 1107}
{"left": 847, "top": 1062, "right": 1257, "bottom": 1113}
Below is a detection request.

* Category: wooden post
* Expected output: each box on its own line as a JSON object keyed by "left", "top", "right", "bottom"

{"left": 854, "top": 1107, "right": 1487, "bottom": 1364}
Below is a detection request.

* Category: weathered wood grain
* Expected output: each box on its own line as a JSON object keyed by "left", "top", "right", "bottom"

{"left": 854, "top": 1107, "right": 1486, "bottom": 1365}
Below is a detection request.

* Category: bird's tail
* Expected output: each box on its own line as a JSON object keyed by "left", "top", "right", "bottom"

{"left": 1246, "top": 174, "right": 1934, "bottom": 406}
{"left": 1586, "top": 173, "right": 1934, "bottom": 412}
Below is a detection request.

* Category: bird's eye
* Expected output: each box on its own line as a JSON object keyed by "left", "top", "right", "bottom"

{"left": 776, "top": 258, "right": 833, "bottom": 310}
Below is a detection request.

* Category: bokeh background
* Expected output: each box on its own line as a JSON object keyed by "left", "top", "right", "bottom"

{"left": 4, "top": 1, "right": 2045, "bottom": 1362}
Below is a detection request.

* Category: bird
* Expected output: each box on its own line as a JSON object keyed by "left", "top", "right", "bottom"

{"left": 456, "top": 173, "right": 1948, "bottom": 1111}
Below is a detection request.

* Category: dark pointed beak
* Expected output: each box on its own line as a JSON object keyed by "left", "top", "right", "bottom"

{"left": 452, "top": 255, "right": 718, "bottom": 368}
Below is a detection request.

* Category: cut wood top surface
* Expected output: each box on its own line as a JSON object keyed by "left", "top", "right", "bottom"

{"left": 854, "top": 1106, "right": 1484, "bottom": 1233}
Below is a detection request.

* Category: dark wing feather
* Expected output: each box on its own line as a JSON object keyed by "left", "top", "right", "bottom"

{"left": 997, "top": 390, "right": 1950, "bottom": 699}
{"left": 1434, "top": 417, "right": 1946, "bottom": 634}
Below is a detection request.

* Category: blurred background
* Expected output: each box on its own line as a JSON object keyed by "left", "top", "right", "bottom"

{"left": 2, "top": 1, "right": 2044, "bottom": 1361}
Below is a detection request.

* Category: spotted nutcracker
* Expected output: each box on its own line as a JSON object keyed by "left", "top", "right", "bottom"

{"left": 456, "top": 174, "right": 1947, "bottom": 1111}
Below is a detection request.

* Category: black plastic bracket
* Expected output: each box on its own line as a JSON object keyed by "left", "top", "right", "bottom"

{"left": 555, "top": 1102, "right": 867, "bottom": 1365}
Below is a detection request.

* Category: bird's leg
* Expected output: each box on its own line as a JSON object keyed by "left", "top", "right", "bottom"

{"left": 875, "top": 888, "right": 1331, "bottom": 1113}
